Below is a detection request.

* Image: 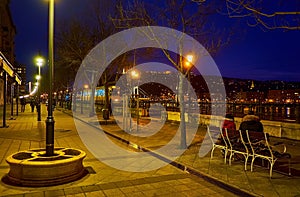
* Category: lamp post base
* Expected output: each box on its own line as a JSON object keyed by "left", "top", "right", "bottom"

{"left": 45, "top": 116, "right": 55, "bottom": 156}
{"left": 4, "top": 147, "right": 87, "bottom": 187}
{"left": 37, "top": 104, "right": 41, "bottom": 121}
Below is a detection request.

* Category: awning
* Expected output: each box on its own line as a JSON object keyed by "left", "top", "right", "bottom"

{"left": 2, "top": 60, "right": 14, "bottom": 77}
{"left": 15, "top": 74, "right": 22, "bottom": 85}
{"left": 0, "top": 51, "right": 18, "bottom": 78}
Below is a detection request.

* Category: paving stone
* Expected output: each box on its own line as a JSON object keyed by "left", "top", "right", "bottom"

{"left": 102, "top": 188, "right": 126, "bottom": 196}
{"left": 97, "top": 182, "right": 118, "bottom": 190}
{"left": 81, "top": 185, "right": 101, "bottom": 193}
{"left": 63, "top": 187, "right": 84, "bottom": 195}
{"left": 84, "top": 190, "right": 106, "bottom": 197}
{"left": 44, "top": 189, "right": 65, "bottom": 197}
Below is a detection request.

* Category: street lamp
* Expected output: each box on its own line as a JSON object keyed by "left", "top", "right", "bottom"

{"left": 36, "top": 56, "right": 45, "bottom": 67}
{"left": 81, "top": 84, "right": 89, "bottom": 114}
{"left": 131, "top": 70, "right": 140, "bottom": 80}
{"left": 45, "top": 0, "right": 55, "bottom": 156}
{"left": 130, "top": 70, "right": 140, "bottom": 132}
{"left": 35, "top": 55, "right": 45, "bottom": 121}
{"left": 185, "top": 55, "right": 193, "bottom": 67}
{"left": 36, "top": 75, "right": 41, "bottom": 81}
{"left": 5, "top": 0, "right": 86, "bottom": 184}
{"left": 184, "top": 54, "right": 194, "bottom": 97}
{"left": 179, "top": 53, "right": 194, "bottom": 149}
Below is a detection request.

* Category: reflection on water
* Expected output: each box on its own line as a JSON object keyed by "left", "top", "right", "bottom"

{"left": 286, "top": 107, "right": 290, "bottom": 118}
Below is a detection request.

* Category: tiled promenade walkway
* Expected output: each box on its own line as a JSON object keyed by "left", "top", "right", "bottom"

{"left": 0, "top": 104, "right": 299, "bottom": 196}
{"left": 0, "top": 105, "right": 237, "bottom": 197}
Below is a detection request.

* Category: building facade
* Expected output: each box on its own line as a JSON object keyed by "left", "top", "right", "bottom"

{"left": 0, "top": 0, "right": 20, "bottom": 105}
{"left": 0, "top": 0, "right": 16, "bottom": 63}
{"left": 15, "top": 63, "right": 26, "bottom": 94}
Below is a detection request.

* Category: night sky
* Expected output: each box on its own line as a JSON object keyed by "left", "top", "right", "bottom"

{"left": 9, "top": 0, "right": 300, "bottom": 83}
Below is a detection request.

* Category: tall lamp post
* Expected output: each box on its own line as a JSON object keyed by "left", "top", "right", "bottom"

{"left": 5, "top": 1, "right": 86, "bottom": 186}
{"left": 46, "top": 0, "right": 55, "bottom": 156}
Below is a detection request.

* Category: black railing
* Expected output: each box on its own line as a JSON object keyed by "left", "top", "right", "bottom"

{"left": 71, "top": 98, "right": 300, "bottom": 123}
{"left": 153, "top": 101, "right": 300, "bottom": 123}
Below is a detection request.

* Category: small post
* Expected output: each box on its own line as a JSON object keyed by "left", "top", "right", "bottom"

{"left": 81, "top": 90, "right": 84, "bottom": 114}
{"left": 136, "top": 95, "right": 139, "bottom": 132}
{"left": 2, "top": 72, "right": 7, "bottom": 127}
{"left": 10, "top": 83, "right": 14, "bottom": 120}
{"left": 37, "top": 101, "right": 41, "bottom": 121}
{"left": 16, "top": 84, "right": 19, "bottom": 116}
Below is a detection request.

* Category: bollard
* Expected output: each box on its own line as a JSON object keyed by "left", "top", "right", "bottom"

{"left": 161, "top": 111, "right": 167, "bottom": 122}
{"left": 103, "top": 109, "right": 109, "bottom": 120}
{"left": 37, "top": 103, "right": 41, "bottom": 121}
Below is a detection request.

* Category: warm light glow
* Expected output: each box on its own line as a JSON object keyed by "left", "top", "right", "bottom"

{"left": 30, "top": 85, "right": 39, "bottom": 96}
{"left": 35, "top": 56, "right": 45, "bottom": 67}
{"left": 286, "top": 99, "right": 291, "bottom": 103}
{"left": 185, "top": 54, "right": 194, "bottom": 67}
{"left": 187, "top": 54, "right": 193, "bottom": 63}
{"left": 131, "top": 70, "right": 140, "bottom": 79}
{"left": 36, "top": 75, "right": 41, "bottom": 80}
{"left": 84, "top": 84, "right": 89, "bottom": 89}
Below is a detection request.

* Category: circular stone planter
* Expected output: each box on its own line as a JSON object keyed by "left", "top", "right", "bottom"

{"left": 4, "top": 147, "right": 86, "bottom": 187}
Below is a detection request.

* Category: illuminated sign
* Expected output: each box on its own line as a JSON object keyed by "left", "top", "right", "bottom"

{"left": 3, "top": 61, "right": 14, "bottom": 77}
{"left": 15, "top": 75, "right": 22, "bottom": 85}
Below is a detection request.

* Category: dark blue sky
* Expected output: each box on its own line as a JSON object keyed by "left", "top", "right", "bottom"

{"left": 10, "top": 0, "right": 300, "bottom": 82}
{"left": 215, "top": 28, "right": 300, "bottom": 81}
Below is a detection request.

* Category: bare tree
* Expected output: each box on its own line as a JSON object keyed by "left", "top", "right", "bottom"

{"left": 112, "top": 0, "right": 232, "bottom": 148}
{"left": 192, "top": 0, "right": 300, "bottom": 30}
{"left": 55, "top": 21, "right": 95, "bottom": 91}
{"left": 55, "top": 0, "right": 135, "bottom": 117}
{"left": 112, "top": 0, "right": 232, "bottom": 64}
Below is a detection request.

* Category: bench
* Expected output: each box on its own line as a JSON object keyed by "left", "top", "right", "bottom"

{"left": 207, "top": 126, "right": 291, "bottom": 178}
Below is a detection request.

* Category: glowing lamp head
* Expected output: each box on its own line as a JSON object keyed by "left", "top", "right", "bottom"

{"left": 35, "top": 56, "right": 45, "bottom": 67}
{"left": 131, "top": 70, "right": 140, "bottom": 79}
{"left": 185, "top": 54, "right": 194, "bottom": 67}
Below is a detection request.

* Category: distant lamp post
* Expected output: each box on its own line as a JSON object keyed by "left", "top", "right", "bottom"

{"left": 84, "top": 84, "right": 89, "bottom": 101}
{"left": 130, "top": 70, "right": 140, "bottom": 132}
{"left": 36, "top": 56, "right": 45, "bottom": 68}
{"left": 131, "top": 70, "right": 140, "bottom": 80}
{"left": 184, "top": 54, "right": 194, "bottom": 85}
{"left": 35, "top": 55, "right": 45, "bottom": 121}
{"left": 179, "top": 53, "right": 194, "bottom": 149}
{"left": 81, "top": 84, "right": 89, "bottom": 114}
{"left": 36, "top": 75, "right": 41, "bottom": 81}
